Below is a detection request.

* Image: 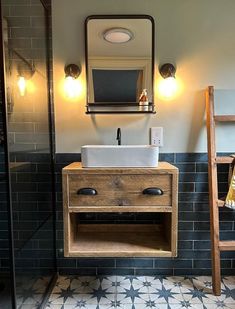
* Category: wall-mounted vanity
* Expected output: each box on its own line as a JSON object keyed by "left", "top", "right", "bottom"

{"left": 63, "top": 162, "right": 178, "bottom": 257}
{"left": 62, "top": 14, "right": 178, "bottom": 258}
{"left": 85, "top": 15, "right": 155, "bottom": 114}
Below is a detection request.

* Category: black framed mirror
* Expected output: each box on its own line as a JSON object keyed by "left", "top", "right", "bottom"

{"left": 85, "top": 15, "right": 155, "bottom": 114}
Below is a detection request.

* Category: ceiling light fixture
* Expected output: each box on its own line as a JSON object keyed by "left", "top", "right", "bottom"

{"left": 103, "top": 28, "right": 133, "bottom": 44}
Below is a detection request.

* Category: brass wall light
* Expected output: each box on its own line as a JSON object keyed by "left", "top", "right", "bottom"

{"left": 64, "top": 64, "right": 81, "bottom": 99}
{"left": 159, "top": 63, "right": 176, "bottom": 79}
{"left": 17, "top": 61, "right": 35, "bottom": 96}
{"left": 158, "top": 63, "right": 178, "bottom": 99}
{"left": 64, "top": 64, "right": 81, "bottom": 79}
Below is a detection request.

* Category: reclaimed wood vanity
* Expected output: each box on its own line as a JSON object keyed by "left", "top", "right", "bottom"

{"left": 63, "top": 162, "right": 178, "bottom": 257}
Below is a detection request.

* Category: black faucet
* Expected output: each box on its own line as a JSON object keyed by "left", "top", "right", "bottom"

{"left": 116, "top": 128, "right": 121, "bottom": 145}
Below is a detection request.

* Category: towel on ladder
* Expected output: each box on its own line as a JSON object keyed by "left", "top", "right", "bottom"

{"left": 225, "top": 154, "right": 235, "bottom": 210}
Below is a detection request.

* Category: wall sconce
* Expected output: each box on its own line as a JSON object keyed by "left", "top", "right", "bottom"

{"left": 17, "top": 76, "right": 27, "bottom": 96}
{"left": 159, "top": 63, "right": 176, "bottom": 79}
{"left": 158, "top": 63, "right": 178, "bottom": 99}
{"left": 17, "top": 62, "right": 35, "bottom": 97}
{"left": 64, "top": 64, "right": 81, "bottom": 99}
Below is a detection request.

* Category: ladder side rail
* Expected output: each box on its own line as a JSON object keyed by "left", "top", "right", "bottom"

{"left": 206, "top": 86, "right": 221, "bottom": 296}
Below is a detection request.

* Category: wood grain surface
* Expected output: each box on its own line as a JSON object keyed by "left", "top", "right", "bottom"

{"left": 68, "top": 174, "right": 171, "bottom": 207}
{"left": 62, "top": 161, "right": 179, "bottom": 258}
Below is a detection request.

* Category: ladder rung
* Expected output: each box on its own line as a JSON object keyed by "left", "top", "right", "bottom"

{"left": 217, "top": 199, "right": 225, "bottom": 207}
{"left": 219, "top": 241, "right": 235, "bottom": 251}
{"left": 214, "top": 115, "right": 235, "bottom": 122}
{"left": 215, "top": 156, "right": 235, "bottom": 164}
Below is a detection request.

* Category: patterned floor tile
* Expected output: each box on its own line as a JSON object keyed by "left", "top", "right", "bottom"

{"left": 44, "top": 275, "right": 235, "bottom": 309}
{"left": 116, "top": 276, "right": 132, "bottom": 293}
{"left": 131, "top": 277, "right": 150, "bottom": 293}
{"left": 100, "top": 277, "right": 116, "bottom": 293}
{"left": 71, "top": 277, "right": 101, "bottom": 294}
{"left": 192, "top": 276, "right": 227, "bottom": 294}
{"left": 19, "top": 304, "right": 41, "bottom": 309}
{"left": 116, "top": 291, "right": 150, "bottom": 304}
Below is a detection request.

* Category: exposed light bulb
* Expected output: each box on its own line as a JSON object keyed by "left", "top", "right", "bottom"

{"left": 158, "top": 77, "right": 178, "bottom": 99}
{"left": 64, "top": 76, "right": 82, "bottom": 99}
{"left": 17, "top": 76, "right": 26, "bottom": 96}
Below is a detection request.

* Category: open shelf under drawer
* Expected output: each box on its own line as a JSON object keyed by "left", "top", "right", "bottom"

{"left": 66, "top": 222, "right": 173, "bottom": 257}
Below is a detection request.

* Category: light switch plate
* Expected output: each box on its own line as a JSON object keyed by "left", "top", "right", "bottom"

{"left": 151, "top": 127, "right": 163, "bottom": 147}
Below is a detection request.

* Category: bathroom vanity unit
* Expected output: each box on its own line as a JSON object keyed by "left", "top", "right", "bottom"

{"left": 63, "top": 162, "right": 178, "bottom": 257}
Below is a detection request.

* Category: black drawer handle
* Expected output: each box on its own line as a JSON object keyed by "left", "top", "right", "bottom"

{"left": 143, "top": 187, "right": 164, "bottom": 195}
{"left": 77, "top": 188, "right": 97, "bottom": 195}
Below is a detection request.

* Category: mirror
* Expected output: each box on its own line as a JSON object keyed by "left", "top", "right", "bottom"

{"left": 85, "top": 15, "right": 155, "bottom": 114}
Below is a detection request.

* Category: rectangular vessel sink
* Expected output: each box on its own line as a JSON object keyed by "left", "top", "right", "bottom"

{"left": 81, "top": 145, "right": 159, "bottom": 168}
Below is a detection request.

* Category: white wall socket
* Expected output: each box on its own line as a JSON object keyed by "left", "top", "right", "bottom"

{"left": 151, "top": 127, "right": 163, "bottom": 147}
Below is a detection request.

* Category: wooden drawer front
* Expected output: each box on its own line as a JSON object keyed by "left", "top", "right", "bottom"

{"left": 68, "top": 174, "right": 172, "bottom": 207}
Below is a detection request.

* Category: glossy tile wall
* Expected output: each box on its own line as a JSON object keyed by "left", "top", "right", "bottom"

{"left": 0, "top": 0, "right": 56, "bottom": 308}
{"left": 0, "top": 85, "right": 9, "bottom": 273}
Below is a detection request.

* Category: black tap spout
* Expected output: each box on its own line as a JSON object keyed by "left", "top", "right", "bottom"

{"left": 116, "top": 128, "right": 121, "bottom": 145}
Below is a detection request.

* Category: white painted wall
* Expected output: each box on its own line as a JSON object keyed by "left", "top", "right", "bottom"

{"left": 52, "top": 0, "right": 235, "bottom": 153}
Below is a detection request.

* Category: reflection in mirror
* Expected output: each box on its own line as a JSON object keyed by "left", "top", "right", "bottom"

{"left": 85, "top": 15, "right": 155, "bottom": 113}
{"left": 93, "top": 69, "right": 142, "bottom": 102}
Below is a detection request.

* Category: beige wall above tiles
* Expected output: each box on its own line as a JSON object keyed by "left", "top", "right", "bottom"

{"left": 52, "top": 0, "right": 235, "bottom": 153}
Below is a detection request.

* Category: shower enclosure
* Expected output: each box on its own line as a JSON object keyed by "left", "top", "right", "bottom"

{"left": 0, "top": 0, "right": 57, "bottom": 308}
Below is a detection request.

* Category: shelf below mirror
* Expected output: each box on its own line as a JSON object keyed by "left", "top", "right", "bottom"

{"left": 86, "top": 102, "right": 156, "bottom": 114}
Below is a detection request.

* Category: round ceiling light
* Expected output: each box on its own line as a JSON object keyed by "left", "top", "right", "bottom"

{"left": 103, "top": 28, "right": 133, "bottom": 44}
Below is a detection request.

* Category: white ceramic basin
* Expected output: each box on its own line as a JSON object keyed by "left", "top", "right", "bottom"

{"left": 81, "top": 145, "right": 159, "bottom": 168}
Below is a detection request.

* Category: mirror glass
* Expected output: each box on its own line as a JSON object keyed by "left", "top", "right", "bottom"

{"left": 85, "top": 15, "right": 154, "bottom": 112}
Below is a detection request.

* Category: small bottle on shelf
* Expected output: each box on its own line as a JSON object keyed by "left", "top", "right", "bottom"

{"left": 139, "top": 89, "right": 149, "bottom": 111}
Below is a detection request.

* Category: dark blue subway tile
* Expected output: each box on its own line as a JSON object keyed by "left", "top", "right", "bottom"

{"left": 193, "top": 259, "right": 231, "bottom": 269}
{"left": 179, "top": 183, "right": 194, "bottom": 193}
{"left": 57, "top": 258, "right": 76, "bottom": 268}
{"left": 135, "top": 268, "right": 173, "bottom": 276}
{"left": 116, "top": 258, "right": 153, "bottom": 268}
{"left": 178, "top": 231, "right": 210, "bottom": 241}
{"left": 176, "top": 153, "right": 208, "bottom": 163}
{"left": 178, "top": 203, "right": 194, "bottom": 211}
{"left": 77, "top": 258, "right": 115, "bottom": 268}
{"left": 178, "top": 222, "right": 193, "bottom": 231}
{"left": 179, "top": 212, "right": 210, "bottom": 222}
{"left": 194, "top": 203, "right": 210, "bottom": 212}
{"left": 178, "top": 241, "right": 193, "bottom": 250}
{"left": 59, "top": 268, "right": 96, "bottom": 276}
{"left": 97, "top": 268, "right": 134, "bottom": 276}
{"left": 194, "top": 241, "right": 211, "bottom": 250}
{"left": 196, "top": 163, "right": 208, "bottom": 173}
{"left": 174, "top": 269, "right": 211, "bottom": 276}
{"left": 55, "top": 153, "right": 81, "bottom": 163}
{"left": 159, "top": 153, "right": 175, "bottom": 163}
{"left": 179, "top": 193, "right": 209, "bottom": 203}
{"left": 155, "top": 259, "right": 192, "bottom": 269}
{"left": 178, "top": 250, "right": 211, "bottom": 259}
{"left": 175, "top": 163, "right": 195, "bottom": 173}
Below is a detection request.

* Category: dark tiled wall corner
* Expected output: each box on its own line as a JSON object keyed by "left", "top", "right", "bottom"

{"left": 0, "top": 98, "right": 9, "bottom": 272}
{"left": 0, "top": 0, "right": 55, "bottom": 274}
{"left": 55, "top": 153, "right": 235, "bottom": 276}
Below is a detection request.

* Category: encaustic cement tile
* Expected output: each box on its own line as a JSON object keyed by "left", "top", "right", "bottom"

{"left": 45, "top": 275, "right": 235, "bottom": 309}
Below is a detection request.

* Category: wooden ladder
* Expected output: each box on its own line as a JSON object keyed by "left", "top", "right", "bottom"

{"left": 206, "top": 86, "right": 235, "bottom": 295}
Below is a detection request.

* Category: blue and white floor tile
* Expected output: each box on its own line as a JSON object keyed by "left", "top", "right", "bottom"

{"left": 45, "top": 275, "right": 235, "bottom": 309}
{"left": 15, "top": 275, "right": 50, "bottom": 309}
